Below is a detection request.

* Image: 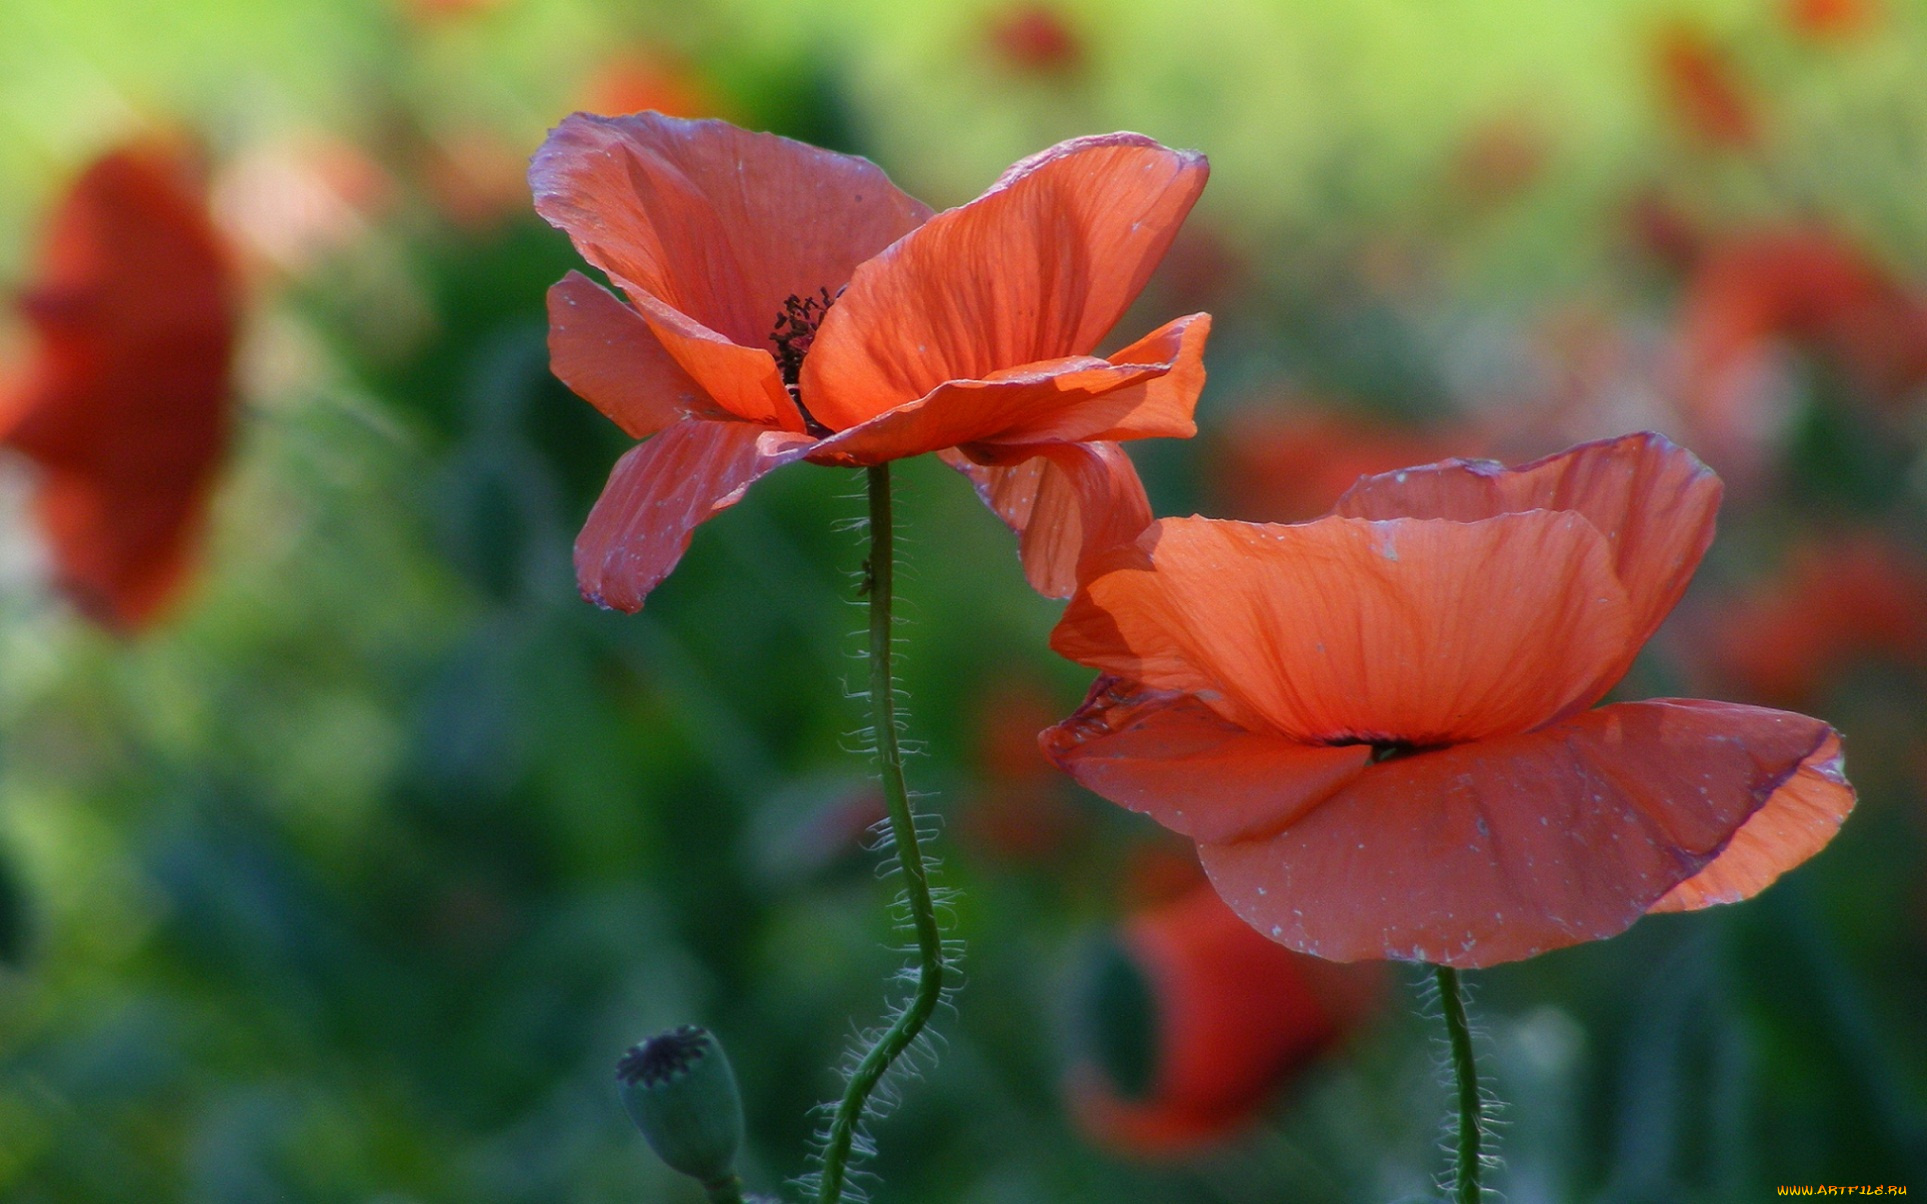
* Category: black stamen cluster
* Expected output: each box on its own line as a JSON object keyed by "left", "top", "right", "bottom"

{"left": 617, "top": 1024, "right": 709, "bottom": 1087}
{"left": 770, "top": 287, "right": 837, "bottom": 389}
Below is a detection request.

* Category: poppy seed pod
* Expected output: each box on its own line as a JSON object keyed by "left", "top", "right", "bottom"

{"left": 616, "top": 1025, "right": 745, "bottom": 1186}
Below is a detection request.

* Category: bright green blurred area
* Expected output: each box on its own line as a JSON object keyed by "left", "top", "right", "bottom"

{"left": 2, "top": 0, "right": 1926, "bottom": 1201}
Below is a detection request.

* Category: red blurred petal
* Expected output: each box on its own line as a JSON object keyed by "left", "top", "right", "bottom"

{"left": 573, "top": 419, "right": 813, "bottom": 611}
{"left": 805, "top": 312, "right": 1208, "bottom": 463}
{"left": 530, "top": 112, "right": 931, "bottom": 428}
{"left": 547, "top": 271, "right": 727, "bottom": 436}
{"left": 1074, "top": 885, "right": 1365, "bottom": 1156}
{"left": 1198, "top": 700, "right": 1840, "bottom": 967}
{"left": 1041, "top": 676, "right": 1370, "bottom": 843}
{"left": 1, "top": 146, "right": 236, "bottom": 632}
{"left": 803, "top": 133, "right": 1206, "bottom": 429}
{"left": 1334, "top": 431, "right": 1720, "bottom": 710}
{"left": 1053, "top": 512, "right": 1635, "bottom": 745}
{"left": 941, "top": 441, "right": 1153, "bottom": 599}
{"left": 1650, "top": 716, "right": 1854, "bottom": 911}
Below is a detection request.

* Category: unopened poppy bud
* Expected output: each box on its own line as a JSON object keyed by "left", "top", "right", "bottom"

{"left": 616, "top": 1025, "right": 744, "bottom": 1186}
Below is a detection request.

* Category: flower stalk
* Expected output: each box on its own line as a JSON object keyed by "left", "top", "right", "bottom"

{"left": 814, "top": 463, "right": 951, "bottom": 1204}
{"left": 1435, "top": 964, "right": 1483, "bottom": 1203}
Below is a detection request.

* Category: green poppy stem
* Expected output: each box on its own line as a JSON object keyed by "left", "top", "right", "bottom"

{"left": 1435, "top": 963, "right": 1483, "bottom": 1203}
{"left": 814, "top": 463, "right": 950, "bottom": 1204}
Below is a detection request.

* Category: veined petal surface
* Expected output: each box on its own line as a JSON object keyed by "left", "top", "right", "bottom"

{"left": 1198, "top": 700, "right": 1840, "bottom": 967}
{"left": 574, "top": 419, "right": 813, "bottom": 612}
{"left": 1334, "top": 432, "right": 1721, "bottom": 705}
{"left": 547, "top": 272, "right": 726, "bottom": 436}
{"left": 1053, "top": 513, "right": 1635, "bottom": 744}
{"left": 802, "top": 133, "right": 1206, "bottom": 429}
{"left": 942, "top": 441, "right": 1152, "bottom": 599}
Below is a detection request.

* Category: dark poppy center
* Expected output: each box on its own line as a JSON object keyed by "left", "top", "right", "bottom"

{"left": 1325, "top": 736, "right": 1434, "bottom": 763}
{"left": 616, "top": 1024, "right": 709, "bottom": 1087}
{"left": 771, "top": 288, "right": 838, "bottom": 435}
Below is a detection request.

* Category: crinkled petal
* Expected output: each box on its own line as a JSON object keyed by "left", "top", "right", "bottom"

{"left": 941, "top": 441, "right": 1152, "bottom": 599}
{"left": 574, "top": 419, "right": 814, "bottom": 611}
{"left": 547, "top": 272, "right": 727, "bottom": 436}
{"left": 530, "top": 112, "right": 931, "bottom": 428}
{"left": 1649, "top": 709, "right": 1854, "bottom": 911}
{"left": 805, "top": 313, "right": 1209, "bottom": 463}
{"left": 1053, "top": 513, "right": 1635, "bottom": 745}
{"left": 1334, "top": 432, "right": 1721, "bottom": 707}
{"left": 1041, "top": 677, "right": 1371, "bottom": 842}
{"left": 802, "top": 133, "right": 1207, "bottom": 429}
{"left": 1198, "top": 699, "right": 1841, "bottom": 968}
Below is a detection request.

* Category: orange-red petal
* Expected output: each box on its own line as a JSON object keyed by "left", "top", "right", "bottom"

{"left": 573, "top": 419, "right": 813, "bottom": 611}
{"left": 801, "top": 133, "right": 1206, "bottom": 430}
{"left": 1197, "top": 700, "right": 1841, "bottom": 968}
{"left": 1053, "top": 513, "right": 1635, "bottom": 745}
{"left": 1040, "top": 677, "right": 1371, "bottom": 842}
{"left": 530, "top": 112, "right": 932, "bottom": 428}
{"left": 547, "top": 272, "right": 727, "bottom": 436}
{"left": 941, "top": 441, "right": 1152, "bottom": 599}
{"left": 0, "top": 145, "right": 236, "bottom": 632}
{"left": 805, "top": 313, "right": 1209, "bottom": 464}
{"left": 1649, "top": 711, "right": 1854, "bottom": 911}
{"left": 1332, "top": 432, "right": 1721, "bottom": 709}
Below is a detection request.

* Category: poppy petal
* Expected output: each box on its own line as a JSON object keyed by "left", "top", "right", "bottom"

{"left": 806, "top": 313, "right": 1210, "bottom": 463}
{"left": 1333, "top": 431, "right": 1721, "bottom": 705}
{"left": 1197, "top": 700, "right": 1841, "bottom": 968}
{"left": 530, "top": 112, "right": 932, "bottom": 428}
{"left": 530, "top": 111, "right": 931, "bottom": 348}
{"left": 574, "top": 419, "right": 814, "bottom": 611}
{"left": 1052, "top": 513, "right": 1635, "bottom": 745}
{"left": 941, "top": 441, "right": 1152, "bottom": 599}
{"left": 34, "top": 468, "right": 209, "bottom": 631}
{"left": 802, "top": 133, "right": 1207, "bottom": 430}
{"left": 1649, "top": 710, "right": 1854, "bottom": 911}
{"left": 1041, "top": 676, "right": 1371, "bottom": 842}
{"left": 548, "top": 272, "right": 727, "bottom": 437}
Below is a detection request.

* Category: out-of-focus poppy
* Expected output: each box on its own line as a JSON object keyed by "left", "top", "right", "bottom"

{"left": 1453, "top": 113, "right": 1548, "bottom": 206}
{"left": 583, "top": 50, "right": 717, "bottom": 120}
{"left": 0, "top": 145, "right": 238, "bottom": 631}
{"left": 532, "top": 113, "right": 1210, "bottom": 610}
{"left": 1066, "top": 883, "right": 1381, "bottom": 1155}
{"left": 1680, "top": 230, "right": 1927, "bottom": 464}
{"left": 1044, "top": 433, "right": 1855, "bottom": 968}
{"left": 1653, "top": 24, "right": 1760, "bottom": 148}
{"left": 987, "top": 5, "right": 1085, "bottom": 75}
{"left": 1703, "top": 531, "right": 1927, "bottom": 707}
{"left": 1787, "top": 0, "right": 1878, "bottom": 38}
{"left": 960, "top": 676, "right": 1089, "bottom": 861}
{"left": 1212, "top": 408, "right": 1462, "bottom": 525}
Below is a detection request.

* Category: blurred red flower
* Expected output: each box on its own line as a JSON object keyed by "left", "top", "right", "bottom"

{"left": 1067, "top": 883, "right": 1381, "bottom": 1155}
{"left": 1787, "top": 0, "right": 1878, "bottom": 38}
{"left": 532, "top": 113, "right": 1210, "bottom": 609}
{"left": 1653, "top": 24, "right": 1760, "bottom": 148}
{"left": 987, "top": 5, "right": 1084, "bottom": 75}
{"left": 1680, "top": 230, "right": 1927, "bottom": 464}
{"left": 1212, "top": 407, "right": 1464, "bottom": 525}
{"left": 1704, "top": 531, "right": 1927, "bottom": 707}
{"left": 1044, "top": 433, "right": 1855, "bottom": 967}
{"left": 583, "top": 50, "right": 717, "bottom": 120}
{"left": 959, "top": 676, "right": 1089, "bottom": 861}
{"left": 1, "top": 145, "right": 238, "bottom": 631}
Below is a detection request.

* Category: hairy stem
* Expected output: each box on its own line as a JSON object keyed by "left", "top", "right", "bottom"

{"left": 1435, "top": 963, "right": 1483, "bottom": 1203}
{"left": 814, "top": 463, "right": 949, "bottom": 1204}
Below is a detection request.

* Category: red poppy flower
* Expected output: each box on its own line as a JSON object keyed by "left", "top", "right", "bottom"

{"left": 0, "top": 145, "right": 238, "bottom": 631}
{"left": 987, "top": 5, "right": 1084, "bottom": 75}
{"left": 1067, "top": 883, "right": 1381, "bottom": 1155}
{"left": 1787, "top": 0, "right": 1877, "bottom": 38}
{"left": 1703, "top": 531, "right": 1927, "bottom": 707}
{"left": 1681, "top": 230, "right": 1927, "bottom": 460}
{"left": 1043, "top": 433, "right": 1855, "bottom": 968}
{"left": 1212, "top": 407, "right": 1464, "bottom": 525}
{"left": 1653, "top": 25, "right": 1761, "bottom": 148}
{"left": 532, "top": 113, "right": 1210, "bottom": 609}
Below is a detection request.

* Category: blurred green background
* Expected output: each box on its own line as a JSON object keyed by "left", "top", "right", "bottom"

{"left": 2, "top": 0, "right": 1926, "bottom": 1199}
